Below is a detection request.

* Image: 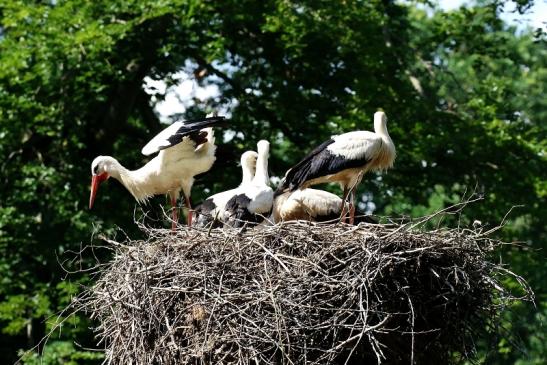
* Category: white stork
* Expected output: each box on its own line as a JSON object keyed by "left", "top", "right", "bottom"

{"left": 89, "top": 115, "right": 225, "bottom": 229}
{"left": 224, "top": 140, "right": 274, "bottom": 228}
{"left": 276, "top": 111, "right": 395, "bottom": 224}
{"left": 194, "top": 150, "right": 258, "bottom": 228}
{"left": 272, "top": 188, "right": 377, "bottom": 224}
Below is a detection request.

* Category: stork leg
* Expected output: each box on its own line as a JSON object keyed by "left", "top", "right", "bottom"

{"left": 349, "top": 190, "right": 356, "bottom": 225}
{"left": 185, "top": 196, "right": 193, "bottom": 226}
{"left": 339, "top": 186, "right": 349, "bottom": 223}
{"left": 170, "top": 194, "right": 178, "bottom": 231}
{"left": 349, "top": 171, "right": 364, "bottom": 225}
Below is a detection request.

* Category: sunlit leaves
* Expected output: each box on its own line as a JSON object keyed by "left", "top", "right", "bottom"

{"left": 0, "top": 0, "right": 544, "bottom": 363}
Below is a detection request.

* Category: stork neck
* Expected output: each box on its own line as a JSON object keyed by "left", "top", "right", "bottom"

{"left": 108, "top": 159, "right": 151, "bottom": 202}
{"left": 374, "top": 117, "right": 390, "bottom": 138}
{"left": 373, "top": 115, "right": 396, "bottom": 168}
{"left": 253, "top": 151, "right": 270, "bottom": 186}
{"left": 241, "top": 161, "right": 255, "bottom": 185}
{"left": 106, "top": 158, "right": 128, "bottom": 181}
{"left": 241, "top": 167, "right": 253, "bottom": 185}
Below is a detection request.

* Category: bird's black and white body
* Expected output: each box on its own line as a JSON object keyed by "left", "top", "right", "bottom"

{"left": 194, "top": 150, "right": 258, "bottom": 228}
{"left": 224, "top": 140, "right": 274, "bottom": 228}
{"left": 277, "top": 111, "right": 395, "bottom": 223}
{"left": 272, "top": 188, "right": 377, "bottom": 224}
{"left": 89, "top": 115, "right": 225, "bottom": 228}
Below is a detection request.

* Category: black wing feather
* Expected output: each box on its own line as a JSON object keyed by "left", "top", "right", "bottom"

{"left": 277, "top": 138, "right": 371, "bottom": 193}
{"left": 224, "top": 194, "right": 264, "bottom": 228}
{"left": 163, "top": 116, "right": 225, "bottom": 150}
{"left": 276, "top": 139, "right": 335, "bottom": 194}
{"left": 194, "top": 198, "right": 223, "bottom": 228}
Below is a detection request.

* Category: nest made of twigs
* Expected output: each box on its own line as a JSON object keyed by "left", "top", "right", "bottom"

{"left": 74, "top": 216, "right": 532, "bottom": 365}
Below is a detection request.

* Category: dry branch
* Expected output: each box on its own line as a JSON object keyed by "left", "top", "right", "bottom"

{"left": 72, "top": 217, "right": 532, "bottom": 364}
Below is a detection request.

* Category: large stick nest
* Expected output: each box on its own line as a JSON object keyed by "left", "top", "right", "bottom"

{"left": 74, "top": 214, "right": 532, "bottom": 364}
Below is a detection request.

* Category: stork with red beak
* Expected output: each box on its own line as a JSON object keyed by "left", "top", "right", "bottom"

{"left": 89, "top": 115, "right": 225, "bottom": 228}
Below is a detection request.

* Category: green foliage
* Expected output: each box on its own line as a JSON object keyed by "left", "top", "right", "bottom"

{"left": 0, "top": 292, "right": 49, "bottom": 335}
{"left": 19, "top": 341, "right": 103, "bottom": 365}
{"left": 0, "top": 0, "right": 544, "bottom": 363}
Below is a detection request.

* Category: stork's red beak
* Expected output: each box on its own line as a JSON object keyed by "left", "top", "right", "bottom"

{"left": 89, "top": 173, "right": 109, "bottom": 209}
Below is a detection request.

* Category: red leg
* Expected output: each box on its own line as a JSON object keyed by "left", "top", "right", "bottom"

{"left": 340, "top": 205, "right": 348, "bottom": 223}
{"left": 349, "top": 190, "right": 356, "bottom": 225}
{"left": 171, "top": 195, "right": 178, "bottom": 231}
{"left": 185, "top": 196, "right": 193, "bottom": 226}
{"left": 340, "top": 186, "right": 349, "bottom": 223}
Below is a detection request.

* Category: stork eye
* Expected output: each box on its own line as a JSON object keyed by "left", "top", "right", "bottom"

{"left": 93, "top": 165, "right": 99, "bottom": 175}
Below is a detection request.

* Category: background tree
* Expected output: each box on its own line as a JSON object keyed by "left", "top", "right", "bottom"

{"left": 0, "top": 0, "right": 544, "bottom": 363}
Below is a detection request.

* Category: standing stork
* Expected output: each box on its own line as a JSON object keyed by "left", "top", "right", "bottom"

{"left": 224, "top": 140, "right": 274, "bottom": 228}
{"left": 276, "top": 111, "right": 395, "bottom": 224}
{"left": 194, "top": 150, "right": 258, "bottom": 228}
{"left": 89, "top": 115, "right": 226, "bottom": 229}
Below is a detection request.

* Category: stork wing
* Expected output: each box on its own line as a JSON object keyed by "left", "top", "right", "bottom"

{"left": 224, "top": 188, "right": 274, "bottom": 228}
{"left": 141, "top": 116, "right": 225, "bottom": 156}
{"left": 277, "top": 131, "right": 381, "bottom": 192}
{"left": 224, "top": 193, "right": 254, "bottom": 228}
{"left": 275, "top": 139, "right": 335, "bottom": 194}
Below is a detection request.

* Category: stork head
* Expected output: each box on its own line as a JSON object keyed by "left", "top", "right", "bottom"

{"left": 374, "top": 110, "right": 387, "bottom": 123}
{"left": 89, "top": 156, "right": 116, "bottom": 209}
{"left": 373, "top": 111, "right": 388, "bottom": 134}
{"left": 240, "top": 151, "right": 258, "bottom": 170}
{"left": 256, "top": 140, "right": 270, "bottom": 157}
{"left": 240, "top": 150, "right": 259, "bottom": 185}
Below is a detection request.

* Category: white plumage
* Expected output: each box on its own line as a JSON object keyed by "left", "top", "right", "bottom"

{"left": 327, "top": 131, "right": 384, "bottom": 160}
{"left": 272, "top": 188, "right": 344, "bottom": 223}
{"left": 272, "top": 188, "right": 377, "bottom": 224}
{"left": 194, "top": 150, "right": 258, "bottom": 227}
{"left": 277, "top": 111, "right": 395, "bottom": 224}
{"left": 224, "top": 140, "right": 274, "bottom": 227}
{"left": 89, "top": 115, "right": 225, "bottom": 228}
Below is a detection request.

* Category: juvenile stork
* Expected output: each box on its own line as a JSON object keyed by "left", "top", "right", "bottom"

{"left": 224, "top": 140, "right": 274, "bottom": 228}
{"left": 194, "top": 150, "right": 258, "bottom": 228}
{"left": 89, "top": 115, "right": 225, "bottom": 228}
{"left": 276, "top": 111, "right": 395, "bottom": 224}
{"left": 272, "top": 188, "right": 377, "bottom": 224}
